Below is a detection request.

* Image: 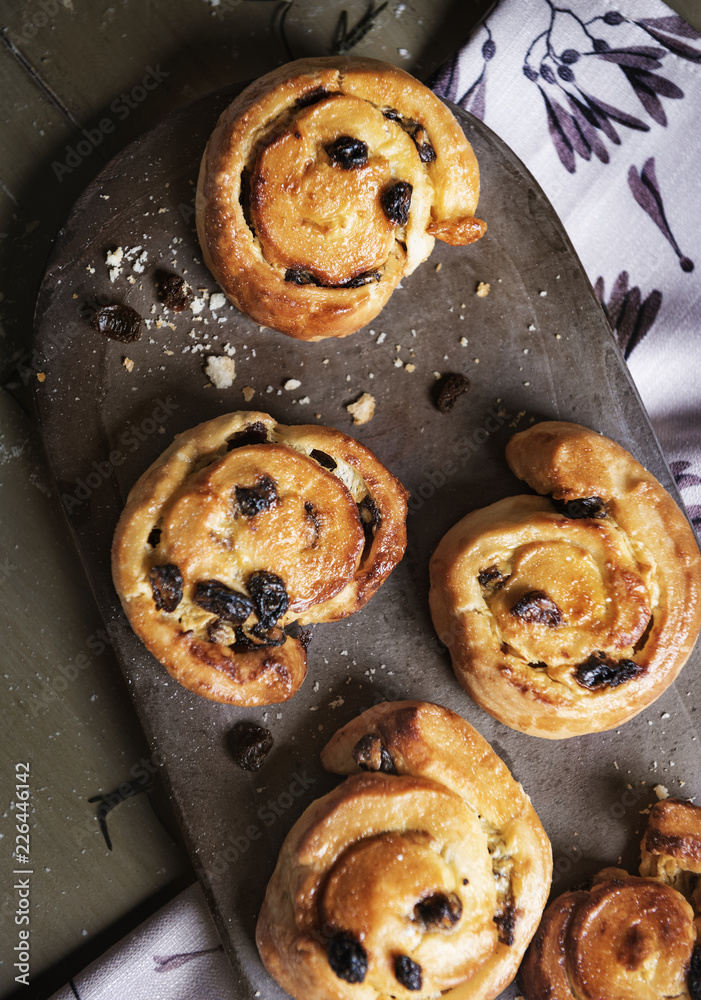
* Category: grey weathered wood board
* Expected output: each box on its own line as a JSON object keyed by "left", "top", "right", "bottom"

{"left": 32, "top": 88, "right": 701, "bottom": 999}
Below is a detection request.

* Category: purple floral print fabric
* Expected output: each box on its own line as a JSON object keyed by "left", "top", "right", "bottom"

{"left": 431, "top": 0, "right": 701, "bottom": 533}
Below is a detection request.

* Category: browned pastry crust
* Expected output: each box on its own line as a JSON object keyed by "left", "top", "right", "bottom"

{"left": 429, "top": 421, "right": 701, "bottom": 738}
{"left": 521, "top": 798, "right": 701, "bottom": 1000}
{"left": 520, "top": 874, "right": 696, "bottom": 1000}
{"left": 641, "top": 798, "right": 701, "bottom": 890}
{"left": 196, "top": 56, "right": 485, "bottom": 341}
{"left": 256, "top": 701, "right": 552, "bottom": 1000}
{"left": 111, "top": 411, "right": 408, "bottom": 705}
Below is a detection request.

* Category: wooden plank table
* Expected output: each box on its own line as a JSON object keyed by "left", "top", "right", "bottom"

{"left": 0, "top": 1, "right": 698, "bottom": 997}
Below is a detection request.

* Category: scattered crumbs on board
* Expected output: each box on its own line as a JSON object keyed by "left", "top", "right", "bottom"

{"left": 346, "top": 393, "right": 375, "bottom": 425}
{"left": 205, "top": 355, "right": 236, "bottom": 388}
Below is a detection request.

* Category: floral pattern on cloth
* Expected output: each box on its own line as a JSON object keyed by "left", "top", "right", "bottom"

{"left": 432, "top": 0, "right": 701, "bottom": 535}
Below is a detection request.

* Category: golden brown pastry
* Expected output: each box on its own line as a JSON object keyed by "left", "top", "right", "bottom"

{"left": 640, "top": 798, "right": 701, "bottom": 901}
{"left": 429, "top": 421, "right": 701, "bottom": 738}
{"left": 256, "top": 701, "right": 552, "bottom": 1000}
{"left": 111, "top": 411, "right": 408, "bottom": 705}
{"left": 520, "top": 874, "right": 697, "bottom": 1000}
{"left": 521, "top": 798, "right": 701, "bottom": 1000}
{"left": 196, "top": 56, "right": 485, "bottom": 341}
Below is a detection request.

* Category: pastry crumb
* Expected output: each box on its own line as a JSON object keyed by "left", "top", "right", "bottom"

{"left": 242, "top": 385, "right": 255, "bottom": 402}
{"left": 284, "top": 378, "right": 302, "bottom": 390}
{"left": 209, "top": 292, "right": 227, "bottom": 311}
{"left": 123, "top": 357, "right": 134, "bottom": 372}
{"left": 654, "top": 784, "right": 669, "bottom": 800}
{"left": 36, "top": 371, "right": 46, "bottom": 382}
{"left": 435, "top": 262, "right": 442, "bottom": 272}
{"left": 347, "top": 392, "right": 375, "bottom": 425}
{"left": 405, "top": 363, "right": 416, "bottom": 372}
{"left": 476, "top": 281, "right": 490, "bottom": 297}
{"left": 205, "top": 355, "right": 236, "bottom": 388}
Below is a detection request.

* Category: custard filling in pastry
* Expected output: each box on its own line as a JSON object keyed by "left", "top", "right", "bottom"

{"left": 429, "top": 421, "right": 701, "bottom": 738}
{"left": 197, "top": 56, "right": 485, "bottom": 340}
{"left": 256, "top": 701, "right": 552, "bottom": 1000}
{"left": 111, "top": 411, "right": 408, "bottom": 705}
{"left": 521, "top": 798, "right": 701, "bottom": 1000}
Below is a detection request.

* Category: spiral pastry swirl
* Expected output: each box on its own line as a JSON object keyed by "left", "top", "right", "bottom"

{"left": 256, "top": 701, "right": 552, "bottom": 1000}
{"left": 196, "top": 56, "right": 485, "bottom": 341}
{"left": 521, "top": 798, "right": 701, "bottom": 1000}
{"left": 429, "top": 421, "right": 701, "bottom": 738}
{"left": 111, "top": 411, "right": 407, "bottom": 705}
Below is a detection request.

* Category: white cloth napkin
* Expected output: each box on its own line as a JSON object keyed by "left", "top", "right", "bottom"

{"left": 49, "top": 1, "right": 701, "bottom": 997}
{"left": 49, "top": 883, "right": 238, "bottom": 1000}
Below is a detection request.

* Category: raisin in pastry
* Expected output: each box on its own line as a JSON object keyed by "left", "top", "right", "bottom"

{"left": 196, "top": 56, "right": 485, "bottom": 341}
{"left": 521, "top": 798, "right": 701, "bottom": 1000}
{"left": 256, "top": 701, "right": 552, "bottom": 1000}
{"left": 429, "top": 421, "right": 701, "bottom": 738}
{"left": 111, "top": 411, "right": 408, "bottom": 705}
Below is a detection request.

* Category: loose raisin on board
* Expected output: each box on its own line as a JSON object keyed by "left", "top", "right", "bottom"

{"left": 227, "top": 720, "right": 273, "bottom": 771}
{"left": 435, "top": 373, "right": 470, "bottom": 413}
{"left": 511, "top": 590, "right": 563, "bottom": 627}
{"left": 236, "top": 475, "right": 278, "bottom": 517}
{"left": 552, "top": 495, "right": 608, "bottom": 519}
{"left": 327, "top": 933, "right": 368, "bottom": 984}
{"left": 574, "top": 651, "right": 643, "bottom": 690}
{"left": 395, "top": 955, "right": 422, "bottom": 991}
{"left": 326, "top": 136, "right": 369, "bottom": 169}
{"left": 156, "top": 272, "right": 193, "bottom": 311}
{"left": 381, "top": 181, "right": 412, "bottom": 226}
{"left": 248, "top": 571, "right": 289, "bottom": 629}
{"left": 352, "top": 734, "right": 397, "bottom": 774}
{"left": 149, "top": 563, "right": 183, "bottom": 612}
{"left": 92, "top": 303, "right": 142, "bottom": 342}
{"left": 194, "top": 580, "right": 254, "bottom": 623}
{"left": 414, "top": 892, "right": 462, "bottom": 928}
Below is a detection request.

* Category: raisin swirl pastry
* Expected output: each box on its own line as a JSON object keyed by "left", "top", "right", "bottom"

{"left": 429, "top": 421, "right": 701, "bottom": 738}
{"left": 520, "top": 798, "right": 701, "bottom": 1000}
{"left": 111, "top": 411, "right": 407, "bottom": 705}
{"left": 196, "top": 56, "right": 485, "bottom": 341}
{"left": 256, "top": 701, "right": 552, "bottom": 1000}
